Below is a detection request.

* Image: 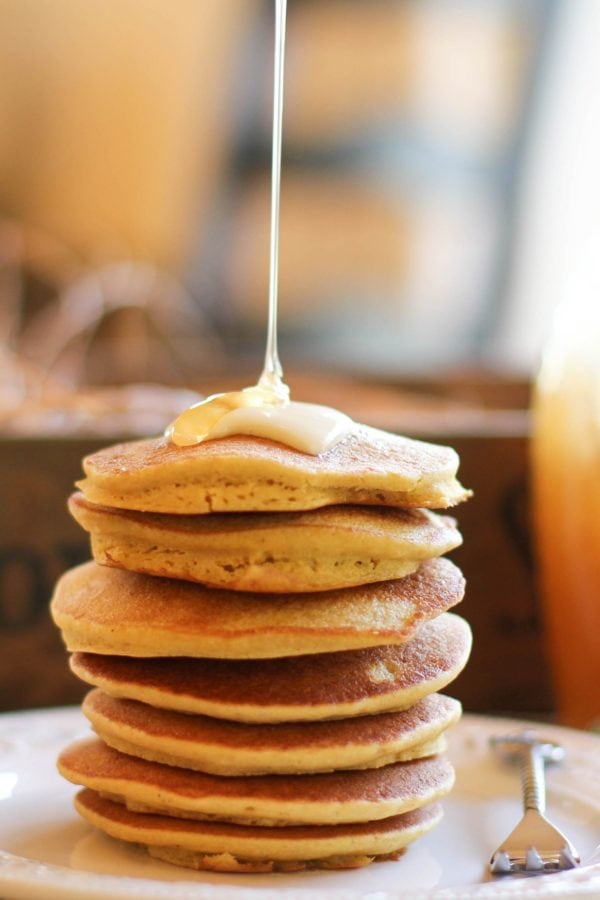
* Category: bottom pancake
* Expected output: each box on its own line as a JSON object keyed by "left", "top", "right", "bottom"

{"left": 74, "top": 789, "right": 443, "bottom": 871}
{"left": 59, "top": 738, "right": 454, "bottom": 826}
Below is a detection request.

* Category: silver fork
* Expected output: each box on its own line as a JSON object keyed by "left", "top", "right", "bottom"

{"left": 489, "top": 731, "right": 580, "bottom": 875}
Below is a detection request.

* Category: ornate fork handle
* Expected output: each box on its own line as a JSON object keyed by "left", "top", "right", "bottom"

{"left": 520, "top": 742, "right": 546, "bottom": 813}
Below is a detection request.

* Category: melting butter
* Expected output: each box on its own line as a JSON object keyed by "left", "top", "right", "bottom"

{"left": 166, "top": 385, "right": 354, "bottom": 455}
{"left": 206, "top": 400, "right": 353, "bottom": 454}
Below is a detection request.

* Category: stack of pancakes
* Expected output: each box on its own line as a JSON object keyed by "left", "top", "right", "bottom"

{"left": 51, "top": 423, "right": 472, "bottom": 873}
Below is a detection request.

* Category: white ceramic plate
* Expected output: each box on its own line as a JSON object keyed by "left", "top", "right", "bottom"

{"left": 0, "top": 707, "right": 599, "bottom": 899}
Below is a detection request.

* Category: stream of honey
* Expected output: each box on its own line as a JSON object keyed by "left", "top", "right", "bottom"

{"left": 167, "top": 0, "right": 353, "bottom": 454}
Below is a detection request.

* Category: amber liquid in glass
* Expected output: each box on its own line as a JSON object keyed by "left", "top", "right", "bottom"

{"left": 532, "top": 305, "right": 600, "bottom": 728}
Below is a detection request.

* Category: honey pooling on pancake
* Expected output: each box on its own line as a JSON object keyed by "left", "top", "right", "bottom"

{"left": 50, "top": 0, "right": 472, "bottom": 873}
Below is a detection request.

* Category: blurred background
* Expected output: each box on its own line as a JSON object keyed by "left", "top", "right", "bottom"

{"left": 1, "top": 0, "right": 599, "bottom": 721}
{"left": 2, "top": 0, "right": 594, "bottom": 402}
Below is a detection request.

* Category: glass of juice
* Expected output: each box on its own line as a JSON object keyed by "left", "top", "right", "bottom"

{"left": 532, "top": 281, "right": 600, "bottom": 729}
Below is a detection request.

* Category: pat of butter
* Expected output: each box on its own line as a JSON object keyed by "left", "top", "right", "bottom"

{"left": 206, "top": 401, "right": 354, "bottom": 455}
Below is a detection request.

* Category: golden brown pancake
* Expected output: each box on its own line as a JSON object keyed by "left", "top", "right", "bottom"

{"left": 69, "top": 492, "right": 462, "bottom": 592}
{"left": 51, "top": 557, "right": 465, "bottom": 659}
{"left": 76, "top": 427, "right": 470, "bottom": 515}
{"left": 70, "top": 612, "right": 472, "bottom": 722}
{"left": 81, "top": 689, "right": 460, "bottom": 775}
{"left": 59, "top": 737, "right": 454, "bottom": 826}
{"left": 74, "top": 788, "right": 444, "bottom": 871}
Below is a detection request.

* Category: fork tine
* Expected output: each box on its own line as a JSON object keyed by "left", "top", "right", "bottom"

{"left": 525, "top": 848, "right": 544, "bottom": 871}
{"left": 490, "top": 851, "right": 512, "bottom": 874}
{"left": 559, "top": 846, "right": 579, "bottom": 870}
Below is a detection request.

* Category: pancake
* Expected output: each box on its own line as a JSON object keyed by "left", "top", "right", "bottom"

{"left": 74, "top": 788, "right": 443, "bottom": 871}
{"left": 59, "top": 737, "right": 454, "bottom": 826}
{"left": 75, "top": 426, "right": 471, "bottom": 515}
{"left": 70, "top": 612, "right": 472, "bottom": 722}
{"left": 68, "top": 493, "right": 462, "bottom": 592}
{"left": 81, "top": 689, "right": 460, "bottom": 775}
{"left": 51, "top": 557, "right": 465, "bottom": 659}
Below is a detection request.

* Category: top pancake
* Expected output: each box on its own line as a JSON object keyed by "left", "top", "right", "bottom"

{"left": 76, "top": 426, "right": 471, "bottom": 514}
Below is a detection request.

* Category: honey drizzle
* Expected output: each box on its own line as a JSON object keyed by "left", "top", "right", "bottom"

{"left": 258, "top": 0, "right": 288, "bottom": 402}
{"left": 166, "top": 0, "right": 353, "bottom": 453}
